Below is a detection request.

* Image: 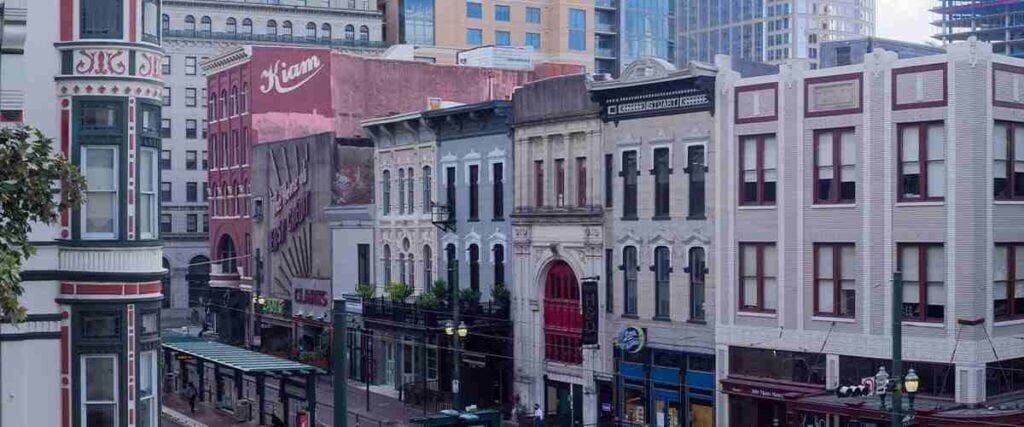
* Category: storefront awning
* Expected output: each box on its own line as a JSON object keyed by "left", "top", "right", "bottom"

{"left": 162, "top": 330, "right": 326, "bottom": 376}
{"left": 719, "top": 376, "right": 824, "bottom": 401}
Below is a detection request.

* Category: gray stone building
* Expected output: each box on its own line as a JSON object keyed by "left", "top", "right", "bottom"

{"left": 713, "top": 39, "right": 1024, "bottom": 425}
{"left": 509, "top": 73, "right": 607, "bottom": 426}
{"left": 590, "top": 58, "right": 717, "bottom": 427}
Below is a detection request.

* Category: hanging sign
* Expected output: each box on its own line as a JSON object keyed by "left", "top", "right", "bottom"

{"left": 617, "top": 326, "right": 646, "bottom": 354}
{"left": 580, "top": 280, "right": 599, "bottom": 345}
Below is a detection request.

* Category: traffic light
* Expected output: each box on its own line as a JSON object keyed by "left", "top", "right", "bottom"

{"left": 835, "top": 384, "right": 872, "bottom": 398}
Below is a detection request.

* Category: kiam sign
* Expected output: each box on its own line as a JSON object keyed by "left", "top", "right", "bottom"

{"left": 260, "top": 54, "right": 325, "bottom": 94}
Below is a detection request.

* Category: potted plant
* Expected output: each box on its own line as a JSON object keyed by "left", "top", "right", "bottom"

{"left": 491, "top": 283, "right": 510, "bottom": 316}
{"left": 386, "top": 282, "right": 413, "bottom": 302}
{"left": 356, "top": 283, "right": 376, "bottom": 301}
{"left": 416, "top": 291, "right": 440, "bottom": 326}
{"left": 430, "top": 279, "right": 449, "bottom": 308}
{"left": 458, "top": 288, "right": 481, "bottom": 314}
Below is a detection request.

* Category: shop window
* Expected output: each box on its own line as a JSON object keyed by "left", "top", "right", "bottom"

{"left": 898, "top": 122, "right": 945, "bottom": 201}
{"left": 842, "top": 355, "right": 953, "bottom": 397}
{"left": 739, "top": 243, "right": 777, "bottom": 313}
{"left": 621, "top": 150, "right": 638, "bottom": 219}
{"left": 492, "top": 162, "right": 504, "bottom": 218}
{"left": 814, "top": 243, "right": 856, "bottom": 317}
{"left": 988, "top": 357, "right": 1024, "bottom": 397}
{"left": 622, "top": 246, "right": 638, "bottom": 315}
{"left": 730, "top": 347, "right": 826, "bottom": 385}
{"left": 994, "top": 244, "right": 1024, "bottom": 320}
{"left": 994, "top": 121, "right": 1024, "bottom": 200}
{"left": 814, "top": 128, "right": 856, "bottom": 203}
{"left": 81, "top": 0, "right": 123, "bottom": 39}
{"left": 739, "top": 134, "right": 777, "bottom": 205}
{"left": 81, "top": 355, "right": 119, "bottom": 426}
{"left": 652, "top": 147, "right": 670, "bottom": 218}
{"left": 898, "top": 243, "right": 945, "bottom": 322}
{"left": 685, "top": 145, "right": 706, "bottom": 218}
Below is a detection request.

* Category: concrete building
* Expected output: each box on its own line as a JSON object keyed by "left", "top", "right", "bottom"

{"left": 508, "top": 73, "right": 607, "bottom": 426}
{"left": 819, "top": 36, "right": 943, "bottom": 68}
{"left": 933, "top": 0, "right": 1024, "bottom": 58}
{"left": 0, "top": 0, "right": 165, "bottom": 426}
{"left": 590, "top": 58, "right": 717, "bottom": 427}
{"left": 158, "top": 0, "right": 383, "bottom": 328}
{"left": 713, "top": 39, "right": 1024, "bottom": 425}
{"left": 679, "top": 0, "right": 875, "bottom": 69}
{"left": 378, "top": 0, "right": 594, "bottom": 69}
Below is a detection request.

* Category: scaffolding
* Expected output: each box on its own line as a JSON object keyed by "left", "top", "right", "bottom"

{"left": 933, "top": 0, "right": 1024, "bottom": 57}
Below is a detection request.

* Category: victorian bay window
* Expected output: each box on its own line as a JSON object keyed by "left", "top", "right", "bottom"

{"left": 898, "top": 243, "right": 945, "bottom": 322}
{"left": 138, "top": 351, "right": 158, "bottom": 427}
{"left": 814, "top": 243, "right": 856, "bottom": 317}
{"left": 81, "top": 0, "right": 123, "bottom": 38}
{"left": 621, "top": 150, "right": 638, "bottom": 219}
{"left": 994, "top": 121, "right": 1024, "bottom": 200}
{"left": 898, "top": 122, "right": 945, "bottom": 201}
{"left": 739, "top": 134, "right": 777, "bottom": 205}
{"left": 622, "top": 246, "right": 638, "bottom": 316}
{"left": 81, "top": 354, "right": 118, "bottom": 426}
{"left": 654, "top": 246, "right": 671, "bottom": 319}
{"left": 814, "top": 128, "right": 856, "bottom": 204}
{"left": 653, "top": 147, "right": 670, "bottom": 218}
{"left": 83, "top": 147, "right": 118, "bottom": 239}
{"left": 739, "top": 243, "right": 777, "bottom": 313}
{"left": 994, "top": 244, "right": 1024, "bottom": 320}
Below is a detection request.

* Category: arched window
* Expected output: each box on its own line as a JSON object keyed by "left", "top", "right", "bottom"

{"left": 446, "top": 244, "right": 457, "bottom": 289}
{"left": 267, "top": 20, "right": 278, "bottom": 37}
{"left": 226, "top": 18, "right": 237, "bottom": 35}
{"left": 654, "top": 246, "right": 671, "bottom": 318}
{"left": 406, "top": 168, "right": 415, "bottom": 214}
{"left": 321, "top": 23, "right": 332, "bottom": 41}
{"left": 383, "top": 245, "right": 392, "bottom": 284}
{"left": 306, "top": 22, "right": 317, "bottom": 41}
{"left": 399, "top": 253, "right": 406, "bottom": 285}
{"left": 242, "top": 18, "right": 253, "bottom": 37}
{"left": 469, "top": 244, "right": 480, "bottom": 291}
{"left": 162, "top": 258, "right": 172, "bottom": 308}
{"left": 344, "top": 25, "right": 355, "bottom": 41}
{"left": 623, "top": 246, "right": 638, "bottom": 315}
{"left": 184, "top": 15, "right": 196, "bottom": 35}
{"left": 200, "top": 16, "right": 211, "bottom": 35}
{"left": 162, "top": 14, "right": 170, "bottom": 33}
{"left": 218, "top": 234, "right": 237, "bottom": 274}
{"left": 493, "top": 244, "right": 505, "bottom": 287}
{"left": 187, "top": 255, "right": 211, "bottom": 307}
{"left": 382, "top": 170, "right": 391, "bottom": 215}
{"left": 209, "top": 92, "right": 217, "bottom": 120}
{"left": 230, "top": 86, "right": 238, "bottom": 116}
{"left": 422, "top": 166, "right": 432, "bottom": 213}
{"left": 544, "top": 261, "right": 582, "bottom": 364}
{"left": 232, "top": 180, "right": 239, "bottom": 215}
{"left": 423, "top": 245, "right": 433, "bottom": 286}
{"left": 398, "top": 169, "right": 406, "bottom": 214}
{"left": 408, "top": 254, "right": 415, "bottom": 288}
{"left": 687, "top": 247, "right": 707, "bottom": 321}
{"left": 240, "top": 83, "right": 248, "bottom": 113}
{"left": 219, "top": 89, "right": 227, "bottom": 119}
{"left": 282, "top": 21, "right": 293, "bottom": 38}
{"left": 359, "top": 25, "right": 369, "bottom": 42}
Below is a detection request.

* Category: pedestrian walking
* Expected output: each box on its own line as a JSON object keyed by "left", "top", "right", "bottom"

{"left": 533, "top": 404, "right": 544, "bottom": 427}
{"left": 184, "top": 382, "right": 198, "bottom": 414}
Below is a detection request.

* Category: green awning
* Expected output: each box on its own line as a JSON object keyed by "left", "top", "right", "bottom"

{"left": 161, "top": 330, "right": 326, "bottom": 375}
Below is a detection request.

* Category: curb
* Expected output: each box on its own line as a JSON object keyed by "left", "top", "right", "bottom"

{"left": 161, "top": 405, "right": 209, "bottom": 427}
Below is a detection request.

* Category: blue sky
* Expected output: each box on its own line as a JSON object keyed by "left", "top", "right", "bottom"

{"left": 875, "top": 0, "right": 937, "bottom": 44}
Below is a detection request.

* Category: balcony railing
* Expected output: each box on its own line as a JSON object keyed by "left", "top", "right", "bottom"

{"left": 595, "top": 23, "right": 617, "bottom": 34}
{"left": 361, "top": 297, "right": 509, "bottom": 329}
{"left": 162, "top": 29, "right": 386, "bottom": 49}
{"left": 431, "top": 204, "right": 455, "bottom": 232}
{"left": 595, "top": 47, "right": 616, "bottom": 58}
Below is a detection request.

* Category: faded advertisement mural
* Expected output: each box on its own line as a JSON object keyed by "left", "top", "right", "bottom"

{"left": 249, "top": 47, "right": 334, "bottom": 145}
{"left": 332, "top": 143, "right": 374, "bottom": 205}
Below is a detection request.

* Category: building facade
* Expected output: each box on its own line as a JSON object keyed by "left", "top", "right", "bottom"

{"left": 158, "top": 0, "right": 383, "bottom": 328}
{"left": 679, "top": 0, "right": 875, "bottom": 69}
{"left": 1, "top": 0, "right": 165, "bottom": 426}
{"left": 378, "top": 0, "right": 594, "bottom": 69}
{"left": 509, "top": 73, "right": 607, "bottom": 426}
{"left": 713, "top": 39, "right": 1024, "bottom": 425}
{"left": 591, "top": 58, "right": 717, "bottom": 427}
{"left": 933, "top": 0, "right": 1024, "bottom": 58}
{"left": 593, "top": 0, "right": 677, "bottom": 76}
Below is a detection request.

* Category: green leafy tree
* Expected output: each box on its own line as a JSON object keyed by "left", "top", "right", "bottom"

{"left": 0, "top": 127, "right": 85, "bottom": 321}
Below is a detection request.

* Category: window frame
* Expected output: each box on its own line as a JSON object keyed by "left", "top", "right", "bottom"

{"left": 138, "top": 147, "right": 159, "bottom": 239}
{"left": 495, "top": 30, "right": 511, "bottom": 46}
{"left": 575, "top": 156, "right": 586, "bottom": 207}
{"left": 80, "top": 0, "right": 124, "bottom": 39}
{"left": 554, "top": 158, "right": 565, "bottom": 207}
{"left": 185, "top": 56, "right": 197, "bottom": 76}
{"left": 466, "top": 28, "right": 483, "bottom": 46}
{"left": 651, "top": 146, "right": 671, "bottom": 219}
{"left": 738, "top": 133, "right": 777, "bottom": 206}
{"left": 526, "top": 6, "right": 541, "bottom": 24}
{"left": 813, "top": 243, "right": 856, "bottom": 318}
{"left": 620, "top": 150, "right": 638, "bottom": 220}
{"left": 813, "top": 128, "right": 856, "bottom": 204}
{"left": 687, "top": 247, "right": 707, "bottom": 321}
{"left": 468, "top": 164, "right": 479, "bottom": 221}
{"left": 495, "top": 4, "right": 510, "bottom": 21}
{"left": 81, "top": 354, "right": 119, "bottom": 427}
{"left": 534, "top": 160, "right": 544, "bottom": 207}
{"left": 423, "top": 165, "right": 433, "bottom": 214}
{"left": 492, "top": 162, "right": 504, "bottom": 219}
{"left": 994, "top": 243, "right": 1024, "bottom": 321}
{"left": 466, "top": 1, "right": 482, "bottom": 18}
{"left": 897, "top": 121, "right": 946, "bottom": 202}
{"left": 622, "top": 245, "right": 639, "bottom": 316}
{"left": 81, "top": 146, "right": 120, "bottom": 240}
{"left": 994, "top": 121, "right": 1024, "bottom": 200}
{"left": 185, "top": 88, "right": 197, "bottom": 107}
{"left": 653, "top": 246, "right": 671, "bottom": 319}
{"left": 138, "top": 350, "right": 159, "bottom": 427}
{"left": 738, "top": 242, "right": 777, "bottom": 313}
{"left": 568, "top": 8, "right": 586, "bottom": 51}
{"left": 469, "top": 244, "right": 480, "bottom": 291}
{"left": 897, "top": 242, "right": 945, "bottom": 323}
{"left": 685, "top": 143, "right": 707, "bottom": 219}
{"left": 382, "top": 169, "right": 391, "bottom": 216}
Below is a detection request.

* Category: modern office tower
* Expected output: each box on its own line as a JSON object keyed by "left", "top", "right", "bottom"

{"left": 933, "top": 0, "right": 1024, "bottom": 58}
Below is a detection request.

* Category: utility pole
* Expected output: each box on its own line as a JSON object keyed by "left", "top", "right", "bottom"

{"left": 891, "top": 271, "right": 903, "bottom": 427}
{"left": 451, "top": 260, "right": 462, "bottom": 412}
{"left": 333, "top": 300, "right": 348, "bottom": 427}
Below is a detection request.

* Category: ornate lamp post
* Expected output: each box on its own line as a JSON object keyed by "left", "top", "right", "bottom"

{"left": 875, "top": 366, "right": 890, "bottom": 409}
{"left": 904, "top": 369, "right": 920, "bottom": 410}
{"left": 445, "top": 320, "right": 468, "bottom": 411}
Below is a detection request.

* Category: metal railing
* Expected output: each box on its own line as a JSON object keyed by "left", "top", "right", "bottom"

{"left": 402, "top": 381, "right": 453, "bottom": 413}
{"left": 162, "top": 29, "right": 386, "bottom": 49}
{"left": 361, "top": 297, "right": 510, "bottom": 327}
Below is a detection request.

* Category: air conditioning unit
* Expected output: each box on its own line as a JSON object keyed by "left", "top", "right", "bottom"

{"left": 234, "top": 399, "right": 252, "bottom": 421}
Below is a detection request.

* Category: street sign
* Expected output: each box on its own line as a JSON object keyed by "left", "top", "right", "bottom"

{"left": 452, "top": 379, "right": 460, "bottom": 394}
{"left": 581, "top": 280, "right": 599, "bottom": 345}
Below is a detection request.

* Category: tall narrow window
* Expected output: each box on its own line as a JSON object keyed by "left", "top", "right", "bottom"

{"left": 200, "top": 16, "right": 211, "bottom": 35}
{"left": 492, "top": 163, "right": 504, "bottom": 218}
{"left": 534, "top": 160, "right": 545, "bottom": 207}
{"left": 555, "top": 158, "right": 566, "bottom": 207}
{"left": 83, "top": 147, "right": 118, "bottom": 239}
{"left": 399, "top": 253, "right": 407, "bottom": 285}
{"left": 739, "top": 243, "right": 778, "bottom": 313}
{"left": 994, "top": 122, "right": 1024, "bottom": 200}
{"left": 242, "top": 18, "right": 253, "bottom": 37}
{"left": 568, "top": 8, "right": 586, "bottom": 51}
{"left": 740, "top": 134, "right": 777, "bottom": 205}
{"left": 306, "top": 22, "right": 317, "bottom": 41}
{"left": 226, "top": 18, "right": 237, "bottom": 35}
{"left": 687, "top": 247, "right": 707, "bottom": 321}
{"left": 383, "top": 245, "right": 392, "bottom": 284}
{"left": 81, "top": 354, "right": 118, "bottom": 426}
{"left": 469, "top": 244, "right": 480, "bottom": 291}
{"left": 358, "top": 244, "right": 370, "bottom": 285}
{"left": 423, "top": 166, "right": 432, "bottom": 213}
{"left": 382, "top": 170, "right": 391, "bottom": 215}
{"left": 406, "top": 168, "right": 415, "bottom": 214}
{"left": 571, "top": 156, "right": 586, "bottom": 207}
{"left": 184, "top": 15, "right": 196, "bottom": 36}
{"left": 423, "top": 245, "right": 433, "bottom": 286}
{"left": 493, "top": 244, "right": 505, "bottom": 287}
{"left": 621, "top": 151, "right": 638, "bottom": 219}
{"left": 359, "top": 25, "right": 369, "bottom": 42}
{"left": 469, "top": 165, "right": 479, "bottom": 220}
{"left": 994, "top": 244, "right": 1024, "bottom": 320}
{"left": 605, "top": 154, "right": 614, "bottom": 207}
{"left": 81, "top": 0, "right": 124, "bottom": 39}
{"left": 398, "top": 169, "right": 406, "bottom": 214}
{"left": 605, "top": 249, "right": 614, "bottom": 313}
{"left": 322, "top": 23, "right": 332, "bottom": 41}
{"left": 686, "top": 145, "right": 707, "bottom": 218}
{"left": 139, "top": 148, "right": 158, "bottom": 238}
{"left": 654, "top": 246, "right": 671, "bottom": 318}
{"left": 815, "top": 128, "right": 856, "bottom": 203}
{"left": 142, "top": 0, "right": 159, "bottom": 43}
{"left": 408, "top": 254, "right": 415, "bottom": 288}
{"left": 345, "top": 24, "right": 355, "bottom": 41}
{"left": 898, "top": 243, "right": 945, "bottom": 322}
{"left": 446, "top": 166, "right": 456, "bottom": 219}
{"left": 446, "top": 244, "right": 458, "bottom": 290}
{"left": 814, "top": 244, "right": 856, "bottom": 317}
{"left": 138, "top": 351, "right": 158, "bottom": 427}
{"left": 282, "top": 21, "right": 293, "bottom": 38}
{"left": 267, "top": 20, "right": 278, "bottom": 37}
{"left": 623, "top": 246, "right": 638, "bottom": 315}
{"left": 653, "top": 147, "right": 671, "bottom": 218}
{"left": 161, "top": 14, "right": 170, "bottom": 33}
{"left": 898, "top": 122, "right": 945, "bottom": 201}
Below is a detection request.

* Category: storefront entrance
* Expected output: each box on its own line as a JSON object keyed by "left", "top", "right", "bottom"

{"left": 544, "top": 378, "right": 582, "bottom": 427}
{"left": 617, "top": 347, "right": 715, "bottom": 427}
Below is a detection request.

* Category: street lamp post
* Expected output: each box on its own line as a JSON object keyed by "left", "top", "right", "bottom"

{"left": 445, "top": 320, "right": 468, "bottom": 411}
{"left": 904, "top": 368, "right": 920, "bottom": 411}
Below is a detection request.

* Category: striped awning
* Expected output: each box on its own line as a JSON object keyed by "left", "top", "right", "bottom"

{"left": 161, "top": 330, "right": 325, "bottom": 375}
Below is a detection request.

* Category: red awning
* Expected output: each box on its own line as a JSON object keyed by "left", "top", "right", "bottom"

{"left": 719, "top": 376, "right": 824, "bottom": 401}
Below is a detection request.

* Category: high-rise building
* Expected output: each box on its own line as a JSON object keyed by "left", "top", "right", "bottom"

{"left": 933, "top": 0, "right": 1024, "bottom": 58}
{"left": 158, "top": 0, "right": 383, "bottom": 329}
{"left": 1, "top": 0, "right": 164, "bottom": 426}
{"left": 377, "top": 0, "right": 594, "bottom": 69}
{"left": 594, "top": 0, "right": 677, "bottom": 76}
{"left": 679, "top": 0, "right": 874, "bottom": 69}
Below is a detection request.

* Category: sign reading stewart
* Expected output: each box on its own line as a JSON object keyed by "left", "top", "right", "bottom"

{"left": 591, "top": 58, "right": 716, "bottom": 122}
{"left": 605, "top": 88, "right": 711, "bottom": 119}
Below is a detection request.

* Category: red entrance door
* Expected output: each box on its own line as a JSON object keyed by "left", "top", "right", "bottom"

{"left": 543, "top": 261, "right": 582, "bottom": 364}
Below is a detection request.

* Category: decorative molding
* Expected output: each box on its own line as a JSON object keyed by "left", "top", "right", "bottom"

{"left": 891, "top": 62, "right": 947, "bottom": 110}
{"left": 58, "top": 246, "right": 163, "bottom": 273}
{"left": 804, "top": 73, "right": 863, "bottom": 117}
{"left": 734, "top": 82, "right": 779, "bottom": 124}
{"left": 74, "top": 49, "right": 128, "bottom": 76}
{"left": 136, "top": 51, "right": 163, "bottom": 79}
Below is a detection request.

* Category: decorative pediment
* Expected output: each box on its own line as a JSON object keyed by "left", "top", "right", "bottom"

{"left": 620, "top": 57, "right": 678, "bottom": 83}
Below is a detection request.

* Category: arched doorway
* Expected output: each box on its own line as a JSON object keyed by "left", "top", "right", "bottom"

{"left": 543, "top": 260, "right": 582, "bottom": 364}
{"left": 187, "top": 255, "right": 211, "bottom": 308}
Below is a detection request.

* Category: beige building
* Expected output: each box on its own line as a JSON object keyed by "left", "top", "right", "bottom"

{"left": 378, "top": 0, "right": 593, "bottom": 69}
